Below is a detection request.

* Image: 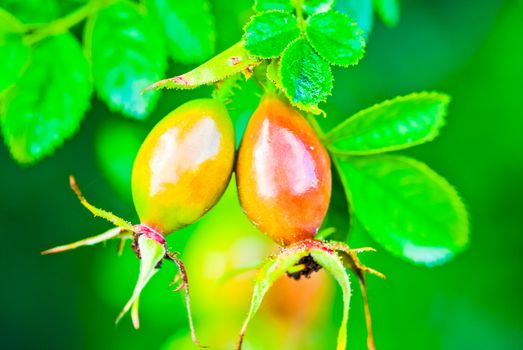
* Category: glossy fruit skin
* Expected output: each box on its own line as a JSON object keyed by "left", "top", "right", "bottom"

{"left": 132, "top": 99, "right": 235, "bottom": 235}
{"left": 236, "top": 94, "right": 331, "bottom": 246}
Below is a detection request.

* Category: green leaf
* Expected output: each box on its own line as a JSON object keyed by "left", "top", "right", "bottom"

{"left": 87, "top": 2, "right": 166, "bottom": 119}
{"left": 146, "top": 0, "right": 216, "bottom": 64}
{"left": 1, "top": 33, "right": 91, "bottom": 164}
{"left": 336, "top": 155, "right": 469, "bottom": 266}
{"left": 310, "top": 249, "right": 351, "bottom": 350}
{"left": 145, "top": 42, "right": 260, "bottom": 91}
{"left": 302, "top": 0, "right": 335, "bottom": 15}
{"left": 244, "top": 11, "right": 300, "bottom": 59}
{"left": 0, "top": 32, "right": 29, "bottom": 92}
{"left": 325, "top": 92, "right": 450, "bottom": 155}
{"left": 254, "top": 0, "right": 293, "bottom": 12}
{"left": 280, "top": 38, "right": 333, "bottom": 114}
{"left": 335, "top": 0, "right": 373, "bottom": 38}
{"left": 306, "top": 11, "right": 365, "bottom": 66}
{"left": 0, "top": 0, "right": 59, "bottom": 24}
{"left": 237, "top": 248, "right": 310, "bottom": 348}
{"left": 373, "top": 0, "right": 400, "bottom": 27}
{"left": 116, "top": 235, "right": 166, "bottom": 328}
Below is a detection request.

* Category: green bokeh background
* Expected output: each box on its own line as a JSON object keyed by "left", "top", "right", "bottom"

{"left": 1, "top": 0, "right": 522, "bottom": 349}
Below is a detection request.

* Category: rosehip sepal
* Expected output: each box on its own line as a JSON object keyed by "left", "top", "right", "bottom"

{"left": 236, "top": 238, "right": 385, "bottom": 350}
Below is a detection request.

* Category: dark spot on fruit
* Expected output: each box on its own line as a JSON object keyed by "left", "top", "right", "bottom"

{"left": 287, "top": 254, "right": 322, "bottom": 280}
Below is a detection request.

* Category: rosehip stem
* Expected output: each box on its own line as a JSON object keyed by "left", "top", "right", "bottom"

{"left": 25, "top": 0, "right": 118, "bottom": 45}
{"left": 165, "top": 252, "right": 207, "bottom": 348}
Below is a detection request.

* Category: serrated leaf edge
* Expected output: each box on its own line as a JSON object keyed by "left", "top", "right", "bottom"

{"left": 278, "top": 37, "right": 334, "bottom": 115}
{"left": 1, "top": 33, "right": 92, "bottom": 165}
{"left": 325, "top": 91, "right": 450, "bottom": 155}
{"left": 144, "top": 42, "right": 260, "bottom": 91}
{"left": 242, "top": 10, "right": 301, "bottom": 59}
{"left": 89, "top": 1, "right": 166, "bottom": 120}
{"left": 253, "top": 0, "right": 294, "bottom": 13}
{"left": 339, "top": 154, "right": 470, "bottom": 266}
{"left": 305, "top": 10, "right": 367, "bottom": 67}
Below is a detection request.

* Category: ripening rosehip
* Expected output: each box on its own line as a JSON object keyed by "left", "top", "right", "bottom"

{"left": 132, "top": 98, "right": 235, "bottom": 236}
{"left": 44, "top": 98, "right": 235, "bottom": 339}
{"left": 236, "top": 94, "right": 332, "bottom": 245}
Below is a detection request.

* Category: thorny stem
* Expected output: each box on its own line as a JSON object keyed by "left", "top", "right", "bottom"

{"left": 25, "top": 0, "right": 117, "bottom": 45}
{"left": 166, "top": 252, "right": 207, "bottom": 348}
{"left": 359, "top": 277, "right": 376, "bottom": 350}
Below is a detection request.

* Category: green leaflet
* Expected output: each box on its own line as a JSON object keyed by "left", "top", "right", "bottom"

{"left": 244, "top": 11, "right": 300, "bottom": 59}
{"left": 87, "top": 2, "right": 167, "bottom": 119}
{"left": 335, "top": 0, "right": 373, "bottom": 38}
{"left": 310, "top": 249, "right": 351, "bottom": 350}
{"left": 306, "top": 11, "right": 366, "bottom": 66}
{"left": 237, "top": 248, "right": 310, "bottom": 349}
{"left": 254, "top": 0, "right": 293, "bottom": 13}
{"left": 373, "top": 0, "right": 400, "bottom": 27}
{"left": 0, "top": 0, "right": 59, "bottom": 24}
{"left": 0, "top": 32, "right": 29, "bottom": 92}
{"left": 336, "top": 155, "right": 469, "bottom": 266}
{"left": 146, "top": 0, "right": 216, "bottom": 64}
{"left": 145, "top": 42, "right": 259, "bottom": 91}
{"left": 1, "top": 33, "right": 91, "bottom": 165}
{"left": 302, "top": 0, "right": 335, "bottom": 15}
{"left": 325, "top": 92, "right": 450, "bottom": 155}
{"left": 280, "top": 38, "right": 333, "bottom": 114}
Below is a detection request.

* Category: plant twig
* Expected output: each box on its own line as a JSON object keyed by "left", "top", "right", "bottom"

{"left": 26, "top": 0, "right": 117, "bottom": 45}
{"left": 166, "top": 252, "right": 207, "bottom": 348}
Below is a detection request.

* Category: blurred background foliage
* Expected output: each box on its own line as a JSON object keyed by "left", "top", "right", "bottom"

{"left": 0, "top": 0, "right": 522, "bottom": 349}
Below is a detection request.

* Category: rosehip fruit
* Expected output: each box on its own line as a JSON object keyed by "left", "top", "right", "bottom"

{"left": 132, "top": 98, "right": 235, "bottom": 235}
{"left": 236, "top": 94, "right": 331, "bottom": 245}
{"left": 44, "top": 98, "right": 235, "bottom": 341}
